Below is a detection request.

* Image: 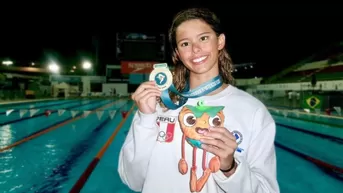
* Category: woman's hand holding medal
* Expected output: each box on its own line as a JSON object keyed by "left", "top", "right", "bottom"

{"left": 131, "top": 81, "right": 161, "bottom": 114}
{"left": 132, "top": 63, "right": 172, "bottom": 114}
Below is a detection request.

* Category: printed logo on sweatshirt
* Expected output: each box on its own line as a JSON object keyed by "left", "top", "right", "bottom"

{"left": 232, "top": 130, "right": 244, "bottom": 153}
{"left": 156, "top": 116, "right": 177, "bottom": 143}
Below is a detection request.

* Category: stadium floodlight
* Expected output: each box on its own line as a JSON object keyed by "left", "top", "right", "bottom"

{"left": 82, "top": 61, "right": 92, "bottom": 70}
{"left": 2, "top": 60, "right": 13, "bottom": 65}
{"left": 48, "top": 62, "right": 60, "bottom": 73}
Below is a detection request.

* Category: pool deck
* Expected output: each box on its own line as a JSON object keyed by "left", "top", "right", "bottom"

{"left": 268, "top": 106, "right": 343, "bottom": 119}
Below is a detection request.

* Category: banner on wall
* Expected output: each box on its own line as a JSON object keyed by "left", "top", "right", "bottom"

{"left": 120, "top": 61, "right": 156, "bottom": 74}
{"left": 51, "top": 76, "right": 82, "bottom": 83}
{"left": 129, "top": 74, "right": 150, "bottom": 85}
{"left": 301, "top": 95, "right": 323, "bottom": 110}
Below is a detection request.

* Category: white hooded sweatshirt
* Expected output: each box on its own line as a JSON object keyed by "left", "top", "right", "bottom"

{"left": 118, "top": 85, "right": 280, "bottom": 193}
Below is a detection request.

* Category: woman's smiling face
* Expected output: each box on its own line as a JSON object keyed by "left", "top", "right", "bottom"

{"left": 175, "top": 19, "right": 225, "bottom": 75}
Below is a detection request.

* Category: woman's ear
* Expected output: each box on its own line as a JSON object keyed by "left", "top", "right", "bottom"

{"left": 217, "top": 34, "right": 226, "bottom": 50}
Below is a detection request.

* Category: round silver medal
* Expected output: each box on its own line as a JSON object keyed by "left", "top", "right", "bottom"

{"left": 149, "top": 63, "right": 173, "bottom": 91}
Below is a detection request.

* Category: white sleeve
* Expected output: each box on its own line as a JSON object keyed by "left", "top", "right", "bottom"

{"left": 118, "top": 110, "right": 159, "bottom": 192}
{"left": 213, "top": 107, "right": 280, "bottom": 193}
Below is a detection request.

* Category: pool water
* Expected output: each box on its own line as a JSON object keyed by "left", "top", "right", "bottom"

{"left": 0, "top": 99, "right": 342, "bottom": 193}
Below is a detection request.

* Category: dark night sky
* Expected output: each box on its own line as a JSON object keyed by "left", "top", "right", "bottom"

{"left": 0, "top": 3, "right": 342, "bottom": 77}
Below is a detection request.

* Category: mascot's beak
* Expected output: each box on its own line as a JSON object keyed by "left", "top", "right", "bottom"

{"left": 194, "top": 119, "right": 210, "bottom": 135}
{"left": 195, "top": 127, "right": 209, "bottom": 135}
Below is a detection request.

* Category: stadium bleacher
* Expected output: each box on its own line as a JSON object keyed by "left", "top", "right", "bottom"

{"left": 267, "top": 42, "right": 343, "bottom": 84}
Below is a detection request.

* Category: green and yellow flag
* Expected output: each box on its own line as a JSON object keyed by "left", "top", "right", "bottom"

{"left": 302, "top": 95, "right": 323, "bottom": 109}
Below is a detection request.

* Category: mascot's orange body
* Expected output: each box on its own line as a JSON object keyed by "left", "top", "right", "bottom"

{"left": 178, "top": 101, "right": 225, "bottom": 192}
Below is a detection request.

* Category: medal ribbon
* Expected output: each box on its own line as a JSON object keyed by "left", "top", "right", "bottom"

{"left": 160, "top": 75, "right": 223, "bottom": 110}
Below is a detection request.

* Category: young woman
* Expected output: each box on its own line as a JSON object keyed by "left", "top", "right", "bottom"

{"left": 118, "top": 8, "right": 280, "bottom": 193}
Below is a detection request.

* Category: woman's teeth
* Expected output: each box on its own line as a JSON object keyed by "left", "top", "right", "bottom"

{"left": 192, "top": 56, "right": 207, "bottom": 63}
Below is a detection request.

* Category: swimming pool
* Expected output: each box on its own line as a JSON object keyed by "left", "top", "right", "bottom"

{"left": 0, "top": 99, "right": 342, "bottom": 193}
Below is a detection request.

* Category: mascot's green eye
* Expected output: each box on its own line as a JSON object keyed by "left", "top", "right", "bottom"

{"left": 183, "top": 113, "right": 196, "bottom": 127}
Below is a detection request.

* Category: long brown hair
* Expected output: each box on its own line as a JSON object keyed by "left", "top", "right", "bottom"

{"left": 161, "top": 8, "right": 234, "bottom": 108}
